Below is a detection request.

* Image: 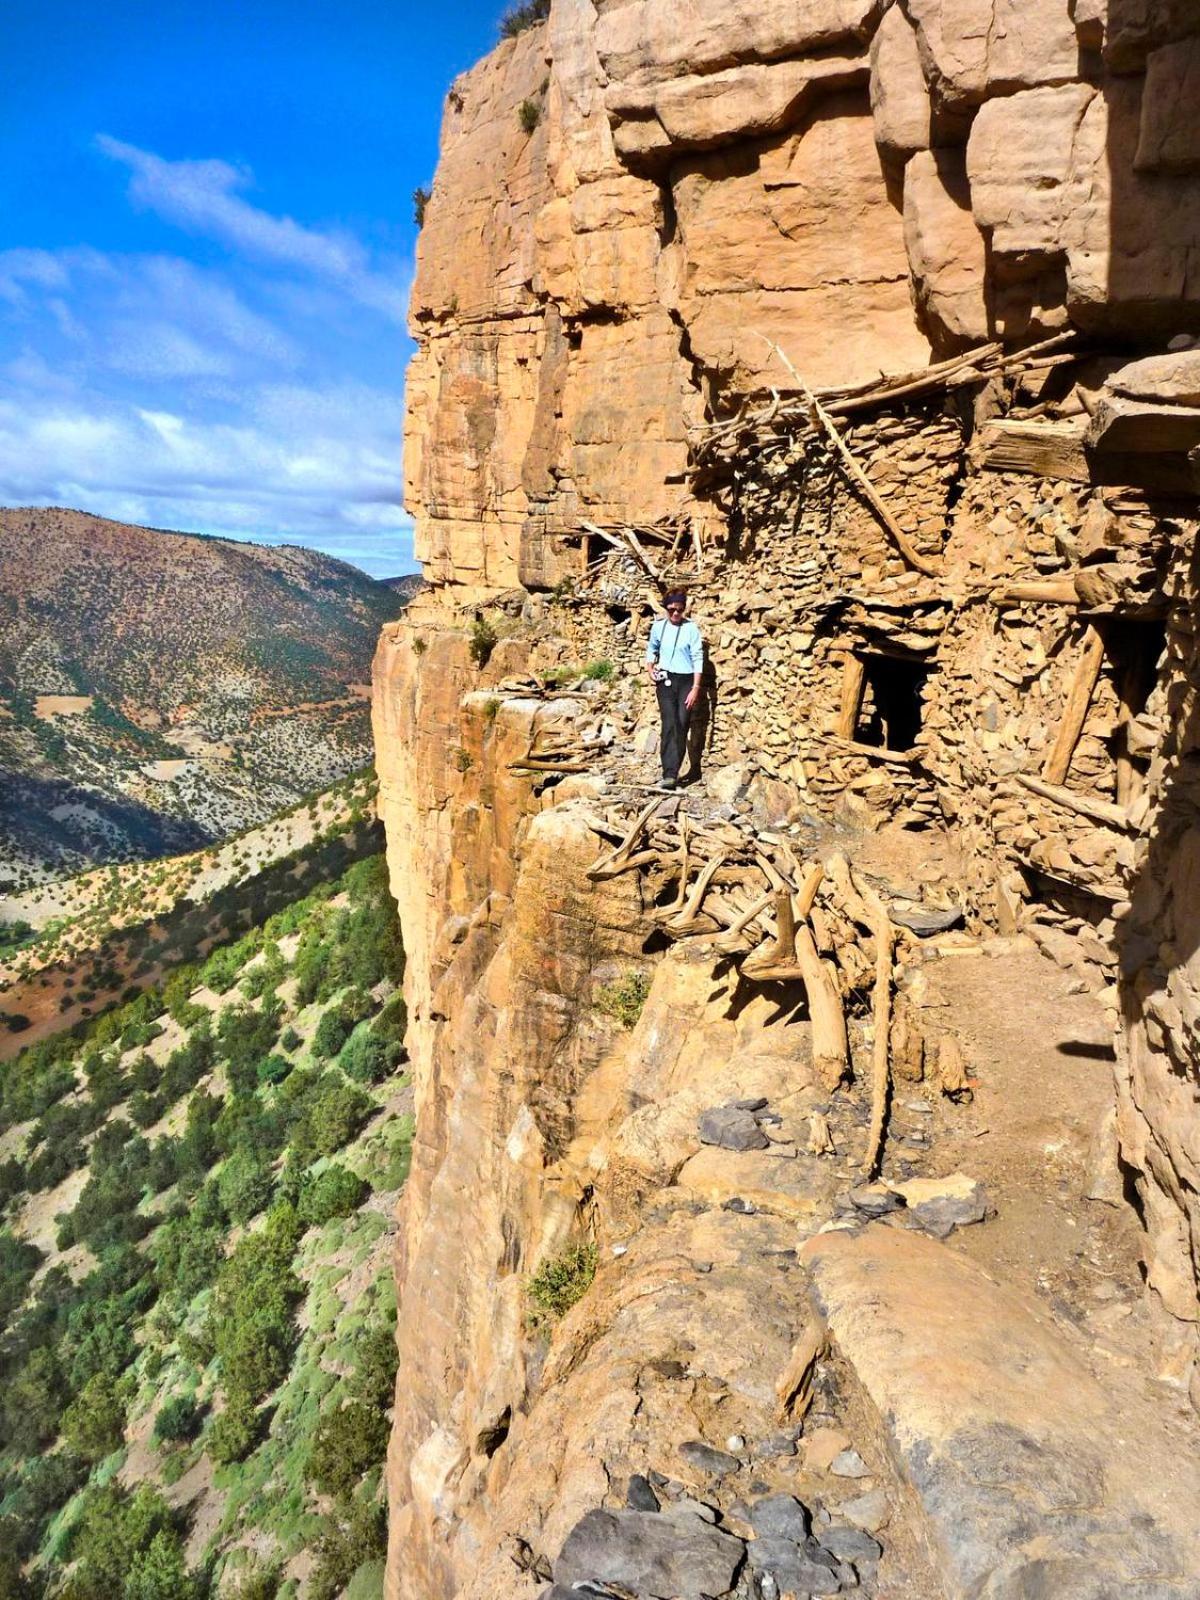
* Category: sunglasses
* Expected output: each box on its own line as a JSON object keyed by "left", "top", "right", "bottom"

{"left": 665, "top": 603, "right": 685, "bottom": 612}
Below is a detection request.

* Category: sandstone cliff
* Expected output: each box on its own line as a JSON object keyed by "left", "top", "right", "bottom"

{"left": 376, "top": 4, "right": 1200, "bottom": 1597}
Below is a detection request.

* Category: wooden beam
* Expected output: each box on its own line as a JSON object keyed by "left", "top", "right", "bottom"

{"left": 835, "top": 654, "right": 867, "bottom": 741}
{"left": 1012, "top": 771, "right": 1135, "bottom": 831}
{"left": 821, "top": 734, "right": 921, "bottom": 767}
{"left": 974, "top": 419, "right": 1092, "bottom": 483}
{"left": 990, "top": 579, "right": 1079, "bottom": 606}
{"left": 1042, "top": 625, "right": 1106, "bottom": 786}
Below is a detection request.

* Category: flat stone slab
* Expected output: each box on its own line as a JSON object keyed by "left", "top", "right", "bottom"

{"left": 802, "top": 1228, "right": 1200, "bottom": 1598}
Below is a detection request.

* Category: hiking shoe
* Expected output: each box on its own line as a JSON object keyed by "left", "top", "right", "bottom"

{"left": 657, "top": 777, "right": 677, "bottom": 791}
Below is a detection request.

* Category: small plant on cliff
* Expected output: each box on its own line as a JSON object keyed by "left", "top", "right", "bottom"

{"left": 595, "top": 969, "right": 652, "bottom": 1029}
{"left": 412, "top": 636, "right": 427, "bottom": 656}
{"left": 499, "top": 0, "right": 549, "bottom": 38}
{"left": 412, "top": 185, "right": 431, "bottom": 228}
{"left": 584, "top": 658, "right": 615, "bottom": 682}
{"left": 483, "top": 697, "right": 501, "bottom": 725}
{"left": 453, "top": 746, "right": 473, "bottom": 774}
{"left": 526, "top": 1241, "right": 597, "bottom": 1328}
{"left": 518, "top": 98, "right": 541, "bottom": 134}
{"left": 541, "top": 664, "right": 580, "bottom": 688}
{"left": 469, "top": 616, "right": 498, "bottom": 668}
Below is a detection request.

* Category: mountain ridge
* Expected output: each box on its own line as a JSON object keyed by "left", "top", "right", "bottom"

{"left": 0, "top": 507, "right": 404, "bottom": 892}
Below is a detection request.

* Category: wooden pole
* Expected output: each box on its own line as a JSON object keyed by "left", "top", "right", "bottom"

{"left": 853, "top": 867, "right": 896, "bottom": 1179}
{"left": 836, "top": 654, "right": 867, "bottom": 740}
{"left": 1012, "top": 771, "right": 1134, "bottom": 831}
{"left": 760, "top": 335, "right": 942, "bottom": 578}
{"left": 1042, "top": 625, "right": 1106, "bottom": 785}
{"left": 794, "top": 925, "right": 850, "bottom": 1091}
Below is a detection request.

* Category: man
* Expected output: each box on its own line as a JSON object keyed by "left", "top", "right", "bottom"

{"left": 645, "top": 589, "right": 704, "bottom": 790}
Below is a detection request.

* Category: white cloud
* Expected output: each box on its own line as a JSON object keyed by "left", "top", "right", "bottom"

{"left": 0, "top": 141, "right": 417, "bottom": 576}
{"left": 97, "top": 135, "right": 410, "bottom": 324}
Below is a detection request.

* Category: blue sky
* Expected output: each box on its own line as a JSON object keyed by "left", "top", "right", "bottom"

{"left": 0, "top": 0, "right": 509, "bottom": 577}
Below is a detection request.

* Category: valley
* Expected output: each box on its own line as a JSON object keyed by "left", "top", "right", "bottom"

{"left": 0, "top": 821, "right": 409, "bottom": 1600}
{"left": 0, "top": 508, "right": 406, "bottom": 893}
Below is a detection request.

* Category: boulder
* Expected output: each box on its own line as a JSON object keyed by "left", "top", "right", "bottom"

{"left": 802, "top": 1228, "right": 1200, "bottom": 1593}
{"left": 748, "top": 1493, "right": 810, "bottom": 1542}
{"left": 870, "top": 4, "right": 932, "bottom": 157}
{"left": 902, "top": 149, "right": 989, "bottom": 348}
{"left": 746, "top": 1535, "right": 844, "bottom": 1595}
{"left": 888, "top": 1172, "right": 991, "bottom": 1237}
{"left": 698, "top": 1105, "right": 771, "bottom": 1151}
{"left": 1136, "top": 38, "right": 1200, "bottom": 174}
{"left": 679, "top": 1439, "right": 743, "bottom": 1478}
{"left": 818, "top": 1525, "right": 883, "bottom": 1565}
{"left": 1108, "top": 350, "right": 1200, "bottom": 408}
{"left": 554, "top": 1507, "right": 745, "bottom": 1600}
{"left": 907, "top": 0, "right": 1081, "bottom": 110}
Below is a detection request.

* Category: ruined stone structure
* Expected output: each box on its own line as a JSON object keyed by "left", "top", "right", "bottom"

{"left": 375, "top": 4, "right": 1200, "bottom": 1597}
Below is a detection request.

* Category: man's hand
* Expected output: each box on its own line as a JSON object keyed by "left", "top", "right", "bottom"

{"left": 685, "top": 684, "right": 700, "bottom": 710}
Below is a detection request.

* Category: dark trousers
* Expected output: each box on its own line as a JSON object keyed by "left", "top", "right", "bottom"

{"left": 655, "top": 672, "right": 693, "bottom": 780}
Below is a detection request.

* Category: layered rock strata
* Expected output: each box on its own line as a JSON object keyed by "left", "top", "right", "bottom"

{"left": 377, "top": 2, "right": 1200, "bottom": 1596}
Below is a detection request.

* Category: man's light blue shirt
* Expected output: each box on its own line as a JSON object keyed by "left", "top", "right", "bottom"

{"left": 646, "top": 617, "right": 704, "bottom": 675}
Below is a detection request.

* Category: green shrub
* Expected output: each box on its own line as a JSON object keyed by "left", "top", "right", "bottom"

{"left": 256, "top": 1053, "right": 292, "bottom": 1087}
{"left": 290, "top": 1075, "right": 373, "bottom": 1163}
{"left": 279, "top": 1026, "right": 302, "bottom": 1054}
{"left": 216, "top": 1147, "right": 275, "bottom": 1225}
{"left": 297, "top": 1165, "right": 368, "bottom": 1228}
{"left": 60, "top": 1373, "right": 126, "bottom": 1462}
{"left": 206, "top": 1391, "right": 263, "bottom": 1466}
{"left": 311, "top": 1007, "right": 354, "bottom": 1061}
{"left": 526, "top": 1241, "right": 597, "bottom": 1327}
{"left": 468, "top": 617, "right": 498, "bottom": 668}
{"left": 338, "top": 1027, "right": 398, "bottom": 1086}
{"left": 412, "top": 186, "right": 430, "bottom": 228}
{"left": 517, "top": 98, "right": 540, "bottom": 134}
{"left": 305, "top": 1400, "right": 391, "bottom": 1497}
{"left": 0, "top": 1230, "right": 43, "bottom": 1320}
{"left": 154, "top": 1393, "right": 202, "bottom": 1445}
{"left": 308, "top": 1498, "right": 387, "bottom": 1600}
{"left": 594, "top": 970, "right": 652, "bottom": 1029}
{"left": 209, "top": 1203, "right": 302, "bottom": 1402}
{"left": 125, "top": 1528, "right": 199, "bottom": 1600}
{"left": 226, "top": 1562, "right": 282, "bottom": 1600}
{"left": 584, "top": 658, "right": 615, "bottom": 681}
{"left": 349, "top": 1324, "right": 398, "bottom": 1412}
{"left": 66, "top": 1483, "right": 183, "bottom": 1600}
{"left": 499, "top": 0, "right": 549, "bottom": 37}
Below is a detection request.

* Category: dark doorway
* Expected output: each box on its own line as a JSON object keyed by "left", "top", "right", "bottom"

{"left": 855, "top": 654, "right": 932, "bottom": 752}
{"left": 1103, "top": 617, "right": 1166, "bottom": 805}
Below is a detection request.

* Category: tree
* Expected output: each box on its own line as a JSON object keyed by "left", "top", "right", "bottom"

{"left": 297, "top": 1165, "right": 368, "bottom": 1228}
{"left": 154, "top": 1393, "right": 202, "bottom": 1445}
{"left": 61, "top": 1373, "right": 126, "bottom": 1462}
{"left": 206, "top": 1391, "right": 262, "bottom": 1466}
{"left": 125, "top": 1529, "right": 196, "bottom": 1600}
{"left": 305, "top": 1401, "right": 390, "bottom": 1498}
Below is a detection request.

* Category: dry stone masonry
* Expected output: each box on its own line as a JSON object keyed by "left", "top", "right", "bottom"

{"left": 375, "top": 2, "right": 1200, "bottom": 1596}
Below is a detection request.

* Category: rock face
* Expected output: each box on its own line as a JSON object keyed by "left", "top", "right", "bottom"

{"left": 404, "top": 0, "right": 1200, "bottom": 597}
{"left": 377, "top": 3, "right": 1200, "bottom": 1597}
